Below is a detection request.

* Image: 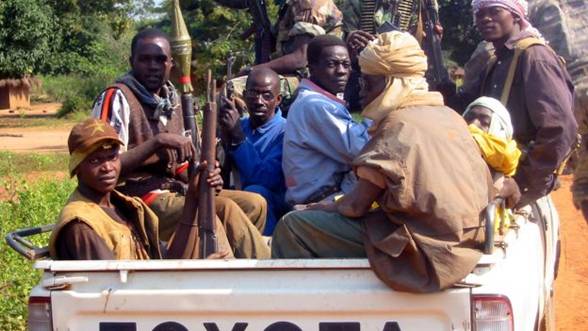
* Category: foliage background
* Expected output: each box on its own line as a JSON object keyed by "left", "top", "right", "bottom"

{"left": 0, "top": 152, "right": 75, "bottom": 330}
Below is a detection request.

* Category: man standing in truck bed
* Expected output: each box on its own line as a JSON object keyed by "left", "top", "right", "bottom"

{"left": 91, "top": 29, "right": 269, "bottom": 258}
{"left": 443, "top": 0, "right": 577, "bottom": 208}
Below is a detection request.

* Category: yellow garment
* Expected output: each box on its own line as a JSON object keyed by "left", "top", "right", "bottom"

{"left": 358, "top": 31, "right": 444, "bottom": 125}
{"left": 49, "top": 189, "right": 161, "bottom": 260}
{"left": 494, "top": 204, "right": 514, "bottom": 235}
{"left": 468, "top": 124, "right": 522, "bottom": 176}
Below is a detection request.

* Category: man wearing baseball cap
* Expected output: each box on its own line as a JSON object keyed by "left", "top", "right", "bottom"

{"left": 49, "top": 119, "right": 233, "bottom": 260}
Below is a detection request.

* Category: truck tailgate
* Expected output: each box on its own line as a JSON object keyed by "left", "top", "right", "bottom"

{"left": 41, "top": 259, "right": 473, "bottom": 331}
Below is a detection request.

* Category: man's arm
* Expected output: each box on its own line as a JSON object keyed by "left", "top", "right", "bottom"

{"left": 118, "top": 134, "right": 195, "bottom": 177}
{"left": 306, "top": 177, "right": 382, "bottom": 217}
{"left": 336, "top": 178, "right": 382, "bottom": 218}
{"left": 91, "top": 88, "right": 196, "bottom": 177}
{"left": 249, "top": 35, "right": 312, "bottom": 75}
{"left": 515, "top": 48, "right": 577, "bottom": 206}
{"left": 55, "top": 221, "right": 115, "bottom": 260}
{"left": 231, "top": 133, "right": 285, "bottom": 191}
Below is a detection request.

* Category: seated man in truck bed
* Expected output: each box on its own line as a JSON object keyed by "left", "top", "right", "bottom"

{"left": 219, "top": 68, "right": 289, "bottom": 235}
{"left": 272, "top": 31, "right": 494, "bottom": 293}
{"left": 282, "top": 35, "right": 371, "bottom": 206}
{"left": 49, "top": 119, "right": 233, "bottom": 260}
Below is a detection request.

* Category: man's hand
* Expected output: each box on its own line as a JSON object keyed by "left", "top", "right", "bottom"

{"left": 219, "top": 96, "right": 245, "bottom": 144}
{"left": 498, "top": 177, "right": 522, "bottom": 209}
{"left": 347, "top": 30, "right": 376, "bottom": 55}
{"left": 206, "top": 161, "right": 224, "bottom": 193}
{"left": 155, "top": 133, "right": 196, "bottom": 164}
{"left": 186, "top": 160, "right": 224, "bottom": 194}
{"left": 305, "top": 201, "right": 339, "bottom": 212}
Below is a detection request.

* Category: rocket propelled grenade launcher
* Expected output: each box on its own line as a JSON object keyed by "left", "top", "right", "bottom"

{"left": 170, "top": 0, "right": 201, "bottom": 158}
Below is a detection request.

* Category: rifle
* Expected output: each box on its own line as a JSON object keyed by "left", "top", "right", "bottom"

{"left": 421, "top": 0, "right": 449, "bottom": 90}
{"left": 245, "top": 0, "right": 275, "bottom": 64}
{"left": 221, "top": 53, "right": 236, "bottom": 189}
{"left": 197, "top": 70, "right": 218, "bottom": 257}
{"left": 170, "top": 0, "right": 201, "bottom": 159}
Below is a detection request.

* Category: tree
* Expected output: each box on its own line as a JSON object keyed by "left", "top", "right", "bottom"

{"left": 439, "top": 0, "right": 482, "bottom": 65}
{"left": 0, "top": 0, "right": 55, "bottom": 79}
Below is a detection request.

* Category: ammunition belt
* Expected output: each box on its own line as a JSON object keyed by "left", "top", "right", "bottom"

{"left": 396, "top": 0, "right": 416, "bottom": 31}
{"left": 360, "top": 0, "right": 377, "bottom": 33}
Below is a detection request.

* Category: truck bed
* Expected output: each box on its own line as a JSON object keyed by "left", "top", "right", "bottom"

{"left": 35, "top": 259, "right": 473, "bottom": 331}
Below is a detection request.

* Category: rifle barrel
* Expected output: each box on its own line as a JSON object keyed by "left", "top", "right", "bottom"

{"left": 198, "top": 71, "right": 218, "bottom": 257}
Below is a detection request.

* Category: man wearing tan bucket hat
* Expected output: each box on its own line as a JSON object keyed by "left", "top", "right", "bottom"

{"left": 49, "top": 118, "right": 233, "bottom": 260}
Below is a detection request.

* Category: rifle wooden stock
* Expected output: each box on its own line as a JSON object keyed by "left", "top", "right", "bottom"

{"left": 197, "top": 72, "right": 218, "bottom": 257}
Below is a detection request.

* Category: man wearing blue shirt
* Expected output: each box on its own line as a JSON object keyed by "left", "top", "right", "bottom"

{"left": 220, "top": 68, "right": 289, "bottom": 234}
{"left": 282, "top": 35, "right": 371, "bottom": 205}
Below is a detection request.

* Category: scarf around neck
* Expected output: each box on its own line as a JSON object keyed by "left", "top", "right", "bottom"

{"left": 117, "top": 73, "right": 180, "bottom": 120}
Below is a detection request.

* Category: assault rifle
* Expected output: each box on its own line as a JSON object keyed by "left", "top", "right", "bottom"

{"left": 198, "top": 70, "right": 219, "bottom": 257}
{"left": 244, "top": 0, "right": 275, "bottom": 64}
{"left": 422, "top": 0, "right": 449, "bottom": 90}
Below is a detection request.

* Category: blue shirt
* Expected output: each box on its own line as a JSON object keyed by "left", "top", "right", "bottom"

{"left": 282, "top": 79, "right": 371, "bottom": 205}
{"left": 230, "top": 109, "right": 287, "bottom": 194}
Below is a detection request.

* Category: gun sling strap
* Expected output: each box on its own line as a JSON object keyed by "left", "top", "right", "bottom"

{"left": 483, "top": 37, "right": 564, "bottom": 106}
{"left": 483, "top": 37, "right": 573, "bottom": 176}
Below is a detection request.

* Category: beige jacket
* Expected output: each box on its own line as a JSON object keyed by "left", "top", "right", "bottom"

{"left": 354, "top": 105, "right": 494, "bottom": 292}
{"left": 49, "top": 189, "right": 161, "bottom": 260}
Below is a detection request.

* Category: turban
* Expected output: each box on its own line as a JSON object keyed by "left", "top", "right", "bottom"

{"left": 358, "top": 31, "right": 428, "bottom": 78}
{"left": 358, "top": 31, "right": 444, "bottom": 124}
{"left": 471, "top": 0, "right": 538, "bottom": 34}
{"left": 471, "top": 0, "right": 528, "bottom": 18}
{"left": 463, "top": 96, "right": 514, "bottom": 140}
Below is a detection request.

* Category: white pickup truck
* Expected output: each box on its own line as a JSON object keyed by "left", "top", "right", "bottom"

{"left": 7, "top": 197, "right": 560, "bottom": 331}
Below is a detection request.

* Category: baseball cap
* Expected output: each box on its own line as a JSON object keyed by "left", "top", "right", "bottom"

{"left": 67, "top": 118, "right": 123, "bottom": 177}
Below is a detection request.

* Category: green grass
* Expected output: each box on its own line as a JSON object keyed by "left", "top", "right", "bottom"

{"left": 0, "top": 151, "right": 75, "bottom": 330}
{"left": 0, "top": 151, "right": 68, "bottom": 175}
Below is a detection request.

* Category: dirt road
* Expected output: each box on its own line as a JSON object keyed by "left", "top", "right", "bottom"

{"left": 0, "top": 126, "right": 71, "bottom": 153}
{"left": 552, "top": 176, "right": 588, "bottom": 330}
{"left": 0, "top": 103, "right": 71, "bottom": 153}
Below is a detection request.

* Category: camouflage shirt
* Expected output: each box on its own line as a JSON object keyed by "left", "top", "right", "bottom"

{"left": 275, "top": 0, "right": 344, "bottom": 56}
{"left": 342, "top": 0, "right": 438, "bottom": 37}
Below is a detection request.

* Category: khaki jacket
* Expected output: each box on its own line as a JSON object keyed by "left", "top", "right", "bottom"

{"left": 354, "top": 106, "right": 493, "bottom": 292}
{"left": 49, "top": 189, "right": 162, "bottom": 260}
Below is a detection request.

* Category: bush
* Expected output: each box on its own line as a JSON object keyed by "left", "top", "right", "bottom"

{"left": 0, "top": 177, "right": 76, "bottom": 330}
{"left": 39, "top": 73, "right": 120, "bottom": 117}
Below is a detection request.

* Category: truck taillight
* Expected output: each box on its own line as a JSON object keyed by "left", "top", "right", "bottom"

{"left": 473, "top": 295, "right": 514, "bottom": 331}
{"left": 28, "top": 296, "right": 52, "bottom": 331}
